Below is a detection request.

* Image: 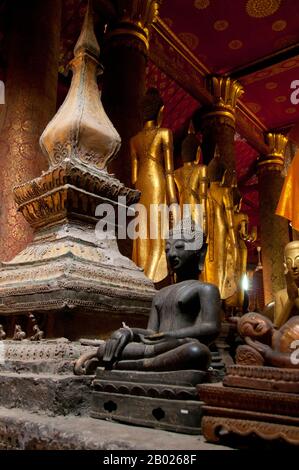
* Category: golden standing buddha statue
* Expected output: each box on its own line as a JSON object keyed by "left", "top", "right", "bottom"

{"left": 225, "top": 188, "right": 257, "bottom": 309}
{"left": 130, "top": 88, "right": 177, "bottom": 283}
{"left": 174, "top": 122, "right": 208, "bottom": 234}
{"left": 203, "top": 148, "right": 238, "bottom": 300}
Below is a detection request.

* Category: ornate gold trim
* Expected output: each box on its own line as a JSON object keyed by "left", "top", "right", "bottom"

{"left": 266, "top": 132, "right": 288, "bottom": 157}
{"left": 207, "top": 76, "right": 244, "bottom": 110}
{"left": 202, "top": 110, "right": 236, "bottom": 122}
{"left": 107, "top": 27, "right": 149, "bottom": 51}
{"left": 106, "top": 0, "right": 161, "bottom": 52}
{"left": 258, "top": 132, "right": 288, "bottom": 170}
{"left": 257, "top": 157, "right": 284, "bottom": 169}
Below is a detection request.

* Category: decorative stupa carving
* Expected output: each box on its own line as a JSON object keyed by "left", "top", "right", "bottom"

{"left": 40, "top": 2, "right": 121, "bottom": 171}
{"left": 0, "top": 1, "right": 155, "bottom": 339}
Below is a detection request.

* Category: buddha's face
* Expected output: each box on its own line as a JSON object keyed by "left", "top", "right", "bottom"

{"left": 165, "top": 237, "right": 200, "bottom": 273}
{"left": 285, "top": 243, "right": 299, "bottom": 282}
{"left": 238, "top": 313, "right": 272, "bottom": 339}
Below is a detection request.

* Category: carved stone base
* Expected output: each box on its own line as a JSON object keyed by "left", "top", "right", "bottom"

{"left": 0, "top": 342, "right": 230, "bottom": 449}
{"left": 91, "top": 369, "right": 209, "bottom": 434}
{"left": 198, "top": 382, "right": 299, "bottom": 446}
{"left": 0, "top": 162, "right": 155, "bottom": 339}
{"left": 0, "top": 406, "right": 229, "bottom": 450}
{"left": 0, "top": 339, "right": 96, "bottom": 416}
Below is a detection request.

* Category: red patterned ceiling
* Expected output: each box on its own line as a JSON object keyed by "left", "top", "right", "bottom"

{"left": 159, "top": 0, "right": 299, "bottom": 131}
{"left": 160, "top": 0, "right": 299, "bottom": 73}
{"left": 241, "top": 57, "right": 299, "bottom": 129}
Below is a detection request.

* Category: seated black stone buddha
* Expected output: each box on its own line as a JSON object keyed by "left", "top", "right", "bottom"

{"left": 74, "top": 221, "right": 221, "bottom": 374}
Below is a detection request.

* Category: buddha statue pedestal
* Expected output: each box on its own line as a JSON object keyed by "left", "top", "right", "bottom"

{"left": 91, "top": 368, "right": 220, "bottom": 434}
{"left": 199, "top": 367, "right": 299, "bottom": 446}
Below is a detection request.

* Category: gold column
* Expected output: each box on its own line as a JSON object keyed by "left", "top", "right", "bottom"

{"left": 101, "top": 0, "right": 161, "bottom": 186}
{"left": 257, "top": 133, "right": 289, "bottom": 305}
{"left": 0, "top": 0, "right": 61, "bottom": 261}
{"left": 201, "top": 76, "right": 244, "bottom": 170}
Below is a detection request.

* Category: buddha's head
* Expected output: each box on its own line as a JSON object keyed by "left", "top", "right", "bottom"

{"left": 207, "top": 146, "right": 226, "bottom": 182}
{"left": 232, "top": 187, "right": 242, "bottom": 212}
{"left": 165, "top": 219, "right": 206, "bottom": 280}
{"left": 181, "top": 133, "right": 201, "bottom": 164}
{"left": 181, "top": 121, "right": 201, "bottom": 164}
{"left": 207, "top": 146, "right": 236, "bottom": 186}
{"left": 238, "top": 312, "right": 273, "bottom": 342}
{"left": 284, "top": 241, "right": 299, "bottom": 283}
{"left": 142, "top": 87, "right": 164, "bottom": 126}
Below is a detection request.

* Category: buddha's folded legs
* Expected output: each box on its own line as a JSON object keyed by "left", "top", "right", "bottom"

{"left": 114, "top": 341, "right": 211, "bottom": 371}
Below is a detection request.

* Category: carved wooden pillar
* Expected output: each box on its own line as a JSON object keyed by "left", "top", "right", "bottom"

{"left": 101, "top": 0, "right": 161, "bottom": 186}
{"left": 201, "top": 76, "right": 243, "bottom": 170}
{"left": 257, "top": 133, "right": 290, "bottom": 304}
{"left": 0, "top": 0, "right": 61, "bottom": 261}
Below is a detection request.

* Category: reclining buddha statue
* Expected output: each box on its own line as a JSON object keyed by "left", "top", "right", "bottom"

{"left": 232, "top": 242, "right": 299, "bottom": 368}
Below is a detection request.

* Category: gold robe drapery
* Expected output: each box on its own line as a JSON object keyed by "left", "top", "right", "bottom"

{"left": 276, "top": 149, "right": 299, "bottom": 231}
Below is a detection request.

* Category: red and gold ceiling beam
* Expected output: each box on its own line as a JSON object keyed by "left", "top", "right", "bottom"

{"left": 150, "top": 17, "right": 269, "bottom": 155}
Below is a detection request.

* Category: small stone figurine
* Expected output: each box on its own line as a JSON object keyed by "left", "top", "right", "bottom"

{"left": 0, "top": 325, "right": 6, "bottom": 340}
{"left": 13, "top": 324, "right": 26, "bottom": 341}
{"left": 30, "top": 324, "right": 44, "bottom": 342}
{"left": 28, "top": 313, "right": 44, "bottom": 342}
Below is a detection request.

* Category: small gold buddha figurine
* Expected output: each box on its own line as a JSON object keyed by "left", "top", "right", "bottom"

{"left": 274, "top": 240, "right": 299, "bottom": 328}
{"left": 203, "top": 147, "right": 238, "bottom": 300}
{"left": 174, "top": 122, "right": 208, "bottom": 234}
{"left": 225, "top": 187, "right": 257, "bottom": 309}
{"left": 130, "top": 88, "right": 178, "bottom": 283}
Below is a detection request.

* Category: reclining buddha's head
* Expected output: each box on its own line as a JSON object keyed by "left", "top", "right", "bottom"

{"left": 238, "top": 312, "right": 273, "bottom": 341}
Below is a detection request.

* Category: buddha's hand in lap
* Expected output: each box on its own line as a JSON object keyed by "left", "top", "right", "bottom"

{"left": 145, "top": 332, "right": 166, "bottom": 340}
{"left": 141, "top": 332, "right": 169, "bottom": 344}
{"left": 102, "top": 328, "right": 133, "bottom": 363}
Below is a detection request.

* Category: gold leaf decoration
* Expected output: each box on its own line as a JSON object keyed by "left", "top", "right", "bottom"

{"left": 194, "top": 0, "right": 210, "bottom": 10}
{"left": 246, "top": 0, "right": 281, "bottom": 18}
{"left": 275, "top": 96, "right": 287, "bottom": 103}
{"left": 214, "top": 20, "right": 229, "bottom": 31}
{"left": 265, "top": 81, "right": 278, "bottom": 90}
{"left": 272, "top": 20, "right": 287, "bottom": 31}
{"left": 178, "top": 32, "right": 199, "bottom": 50}
{"left": 285, "top": 107, "right": 296, "bottom": 114}
{"left": 246, "top": 102, "right": 261, "bottom": 113}
{"left": 228, "top": 39, "right": 243, "bottom": 50}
